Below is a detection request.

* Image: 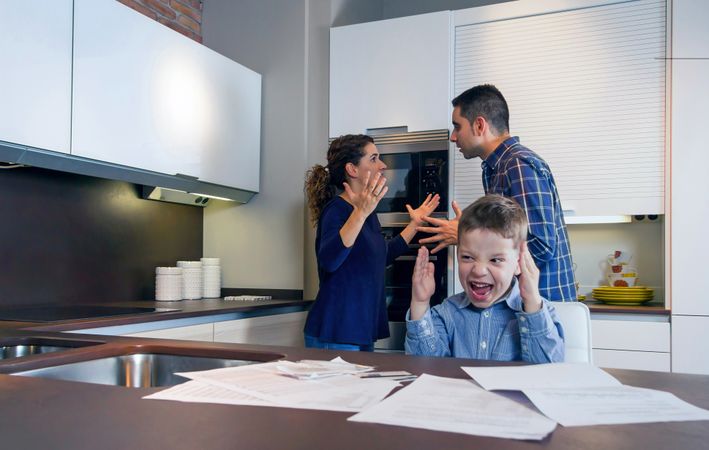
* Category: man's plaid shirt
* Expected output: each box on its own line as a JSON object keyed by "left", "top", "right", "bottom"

{"left": 482, "top": 136, "right": 577, "bottom": 302}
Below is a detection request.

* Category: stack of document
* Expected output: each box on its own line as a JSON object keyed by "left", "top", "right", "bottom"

{"left": 276, "top": 357, "right": 374, "bottom": 379}
{"left": 146, "top": 360, "right": 709, "bottom": 441}
{"left": 349, "top": 363, "right": 709, "bottom": 440}
{"left": 144, "top": 359, "right": 399, "bottom": 413}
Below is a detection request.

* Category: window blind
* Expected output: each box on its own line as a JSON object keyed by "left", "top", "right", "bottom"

{"left": 453, "top": 0, "right": 666, "bottom": 215}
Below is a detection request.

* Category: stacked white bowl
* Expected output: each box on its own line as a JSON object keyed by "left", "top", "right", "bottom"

{"left": 155, "top": 267, "right": 183, "bottom": 301}
{"left": 177, "top": 260, "right": 203, "bottom": 299}
{"left": 201, "top": 257, "right": 221, "bottom": 298}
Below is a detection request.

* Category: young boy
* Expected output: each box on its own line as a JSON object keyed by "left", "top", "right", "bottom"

{"left": 405, "top": 194, "right": 565, "bottom": 363}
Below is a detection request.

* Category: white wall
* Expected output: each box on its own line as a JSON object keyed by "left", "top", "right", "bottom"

{"left": 201, "top": 0, "right": 331, "bottom": 291}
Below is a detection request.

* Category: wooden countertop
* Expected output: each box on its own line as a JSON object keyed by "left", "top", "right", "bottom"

{"left": 584, "top": 300, "right": 670, "bottom": 315}
{"left": 1, "top": 331, "right": 708, "bottom": 449}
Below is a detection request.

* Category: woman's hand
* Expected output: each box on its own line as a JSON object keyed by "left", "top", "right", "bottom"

{"left": 342, "top": 171, "right": 388, "bottom": 218}
{"left": 406, "top": 194, "right": 440, "bottom": 227}
{"left": 410, "top": 246, "right": 435, "bottom": 321}
{"left": 518, "top": 241, "right": 543, "bottom": 313}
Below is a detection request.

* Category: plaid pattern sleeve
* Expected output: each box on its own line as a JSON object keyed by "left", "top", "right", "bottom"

{"left": 503, "top": 157, "right": 557, "bottom": 262}
{"left": 483, "top": 137, "right": 577, "bottom": 302}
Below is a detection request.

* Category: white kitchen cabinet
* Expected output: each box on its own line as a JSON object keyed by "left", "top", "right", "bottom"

{"left": 669, "top": 0, "right": 709, "bottom": 375}
{"left": 591, "top": 318, "right": 670, "bottom": 372}
{"left": 72, "top": 0, "right": 261, "bottom": 191}
{"left": 0, "top": 1, "right": 72, "bottom": 154}
{"left": 672, "top": 316, "right": 709, "bottom": 375}
{"left": 214, "top": 312, "right": 307, "bottom": 347}
{"left": 670, "top": 0, "right": 709, "bottom": 317}
{"left": 123, "top": 323, "right": 214, "bottom": 342}
{"left": 452, "top": 0, "right": 667, "bottom": 215}
{"left": 329, "top": 11, "right": 451, "bottom": 136}
{"left": 593, "top": 349, "right": 670, "bottom": 372}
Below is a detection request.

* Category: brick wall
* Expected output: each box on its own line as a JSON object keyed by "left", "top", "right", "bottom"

{"left": 118, "top": 0, "right": 202, "bottom": 43}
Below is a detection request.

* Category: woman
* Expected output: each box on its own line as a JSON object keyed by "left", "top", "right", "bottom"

{"left": 303, "top": 134, "right": 439, "bottom": 351}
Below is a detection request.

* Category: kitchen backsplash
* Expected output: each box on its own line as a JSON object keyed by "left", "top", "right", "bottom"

{"left": 0, "top": 167, "right": 202, "bottom": 306}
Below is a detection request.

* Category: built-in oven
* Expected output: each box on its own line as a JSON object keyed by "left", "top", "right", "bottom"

{"left": 367, "top": 128, "right": 450, "bottom": 351}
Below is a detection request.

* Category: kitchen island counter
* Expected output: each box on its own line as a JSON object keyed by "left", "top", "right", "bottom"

{"left": 0, "top": 334, "right": 708, "bottom": 450}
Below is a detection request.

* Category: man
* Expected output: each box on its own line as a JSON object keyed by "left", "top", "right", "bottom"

{"left": 419, "top": 84, "right": 577, "bottom": 302}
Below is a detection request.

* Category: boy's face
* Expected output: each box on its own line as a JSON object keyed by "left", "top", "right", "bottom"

{"left": 457, "top": 228, "right": 521, "bottom": 309}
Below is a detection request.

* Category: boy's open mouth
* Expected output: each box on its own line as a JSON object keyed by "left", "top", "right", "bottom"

{"left": 469, "top": 281, "right": 493, "bottom": 301}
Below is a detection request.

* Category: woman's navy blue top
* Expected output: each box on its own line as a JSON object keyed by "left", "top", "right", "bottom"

{"left": 304, "top": 197, "right": 409, "bottom": 345}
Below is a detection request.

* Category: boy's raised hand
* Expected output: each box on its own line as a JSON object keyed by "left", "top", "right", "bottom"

{"left": 518, "top": 241, "right": 543, "bottom": 313}
{"left": 410, "top": 246, "right": 435, "bottom": 321}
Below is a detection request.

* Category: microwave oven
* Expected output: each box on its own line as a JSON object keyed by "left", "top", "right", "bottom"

{"left": 370, "top": 129, "right": 449, "bottom": 227}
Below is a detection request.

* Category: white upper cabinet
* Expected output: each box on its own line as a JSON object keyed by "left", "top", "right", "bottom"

{"left": 329, "top": 11, "right": 451, "bottom": 136}
{"left": 0, "top": 1, "right": 72, "bottom": 153}
{"left": 670, "top": 0, "right": 709, "bottom": 316}
{"left": 452, "top": 0, "right": 667, "bottom": 216}
{"left": 72, "top": 0, "right": 261, "bottom": 191}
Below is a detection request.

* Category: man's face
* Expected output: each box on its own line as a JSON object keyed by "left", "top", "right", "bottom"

{"left": 450, "top": 106, "right": 484, "bottom": 160}
{"left": 457, "top": 228, "right": 520, "bottom": 309}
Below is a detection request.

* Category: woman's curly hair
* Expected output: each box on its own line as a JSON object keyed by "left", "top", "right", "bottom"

{"left": 304, "top": 134, "right": 374, "bottom": 226}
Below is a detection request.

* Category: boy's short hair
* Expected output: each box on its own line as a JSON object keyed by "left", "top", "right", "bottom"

{"left": 458, "top": 195, "right": 528, "bottom": 245}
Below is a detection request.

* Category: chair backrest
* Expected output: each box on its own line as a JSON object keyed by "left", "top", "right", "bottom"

{"left": 552, "top": 301, "right": 593, "bottom": 364}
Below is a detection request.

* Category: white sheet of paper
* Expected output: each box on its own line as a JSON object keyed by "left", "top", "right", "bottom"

{"left": 523, "top": 385, "right": 709, "bottom": 427}
{"left": 278, "top": 357, "right": 374, "bottom": 379}
{"left": 144, "top": 380, "right": 271, "bottom": 406}
{"left": 348, "top": 374, "right": 556, "bottom": 441}
{"left": 177, "top": 360, "right": 399, "bottom": 412}
{"left": 461, "top": 363, "right": 621, "bottom": 391}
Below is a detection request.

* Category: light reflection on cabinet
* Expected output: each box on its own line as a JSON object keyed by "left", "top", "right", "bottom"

{"left": 214, "top": 312, "right": 307, "bottom": 347}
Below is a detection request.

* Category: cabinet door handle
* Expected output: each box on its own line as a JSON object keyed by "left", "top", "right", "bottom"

{"left": 396, "top": 255, "right": 437, "bottom": 261}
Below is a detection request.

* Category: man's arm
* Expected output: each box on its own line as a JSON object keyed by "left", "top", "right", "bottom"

{"left": 504, "top": 159, "right": 557, "bottom": 262}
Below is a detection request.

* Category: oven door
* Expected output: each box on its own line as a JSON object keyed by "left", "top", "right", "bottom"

{"left": 377, "top": 228, "right": 448, "bottom": 351}
{"left": 375, "top": 153, "right": 419, "bottom": 214}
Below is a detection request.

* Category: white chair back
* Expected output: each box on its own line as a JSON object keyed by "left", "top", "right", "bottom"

{"left": 552, "top": 301, "right": 593, "bottom": 364}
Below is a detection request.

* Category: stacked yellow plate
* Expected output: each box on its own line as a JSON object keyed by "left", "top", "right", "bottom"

{"left": 592, "top": 286, "right": 654, "bottom": 305}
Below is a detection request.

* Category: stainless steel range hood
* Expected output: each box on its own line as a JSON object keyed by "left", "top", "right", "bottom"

{"left": 0, "top": 141, "right": 256, "bottom": 205}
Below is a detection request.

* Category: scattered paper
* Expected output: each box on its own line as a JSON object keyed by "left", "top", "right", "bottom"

{"left": 348, "top": 374, "right": 556, "bottom": 441}
{"left": 461, "top": 363, "right": 621, "bottom": 391}
{"left": 144, "top": 380, "right": 271, "bottom": 406}
{"left": 523, "top": 385, "right": 709, "bottom": 427}
{"left": 175, "top": 360, "right": 399, "bottom": 412}
{"left": 277, "top": 357, "right": 374, "bottom": 380}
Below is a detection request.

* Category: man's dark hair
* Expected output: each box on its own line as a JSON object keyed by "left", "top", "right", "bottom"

{"left": 452, "top": 84, "right": 509, "bottom": 135}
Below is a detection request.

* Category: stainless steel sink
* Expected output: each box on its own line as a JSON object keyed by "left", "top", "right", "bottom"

{"left": 14, "top": 351, "right": 280, "bottom": 387}
{"left": 0, "top": 338, "right": 102, "bottom": 361}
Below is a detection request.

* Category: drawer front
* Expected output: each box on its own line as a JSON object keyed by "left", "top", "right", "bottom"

{"left": 124, "top": 323, "right": 214, "bottom": 342}
{"left": 593, "top": 349, "right": 670, "bottom": 372}
{"left": 214, "top": 311, "right": 307, "bottom": 347}
{"left": 591, "top": 320, "right": 670, "bottom": 352}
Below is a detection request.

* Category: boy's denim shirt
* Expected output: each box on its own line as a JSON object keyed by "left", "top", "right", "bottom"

{"left": 405, "top": 278, "right": 565, "bottom": 363}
